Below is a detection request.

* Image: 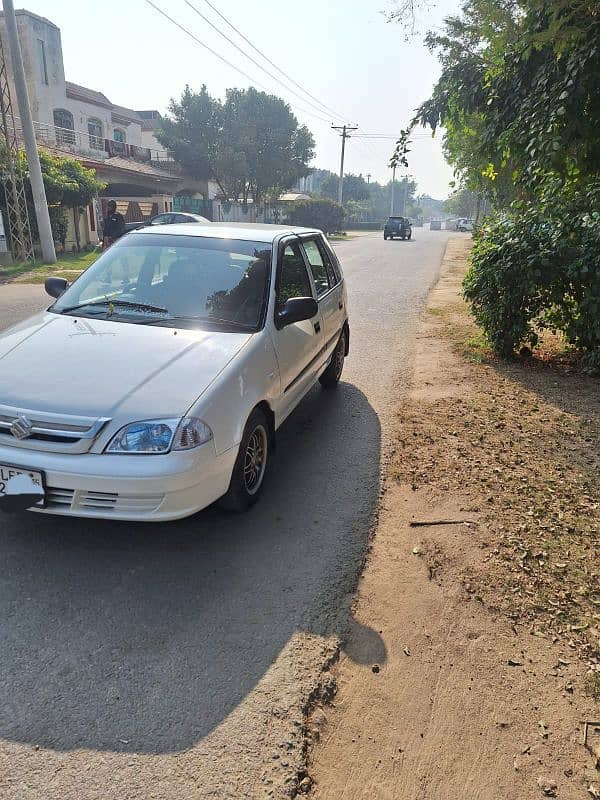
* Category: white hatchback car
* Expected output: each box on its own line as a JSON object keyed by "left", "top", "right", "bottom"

{"left": 0, "top": 224, "right": 349, "bottom": 521}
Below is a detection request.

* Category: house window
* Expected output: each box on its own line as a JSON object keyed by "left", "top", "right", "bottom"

{"left": 53, "top": 108, "right": 75, "bottom": 145}
{"left": 88, "top": 118, "right": 103, "bottom": 150}
{"left": 113, "top": 128, "right": 126, "bottom": 143}
{"left": 37, "top": 39, "right": 48, "bottom": 85}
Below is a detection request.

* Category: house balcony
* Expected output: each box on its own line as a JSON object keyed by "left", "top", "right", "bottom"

{"left": 19, "top": 119, "right": 181, "bottom": 176}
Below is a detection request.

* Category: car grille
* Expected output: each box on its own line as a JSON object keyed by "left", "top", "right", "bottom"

{"left": 0, "top": 404, "right": 110, "bottom": 454}
{"left": 44, "top": 487, "right": 164, "bottom": 515}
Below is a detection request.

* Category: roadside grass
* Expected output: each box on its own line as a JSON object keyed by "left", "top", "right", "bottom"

{"left": 0, "top": 250, "right": 99, "bottom": 283}
{"left": 394, "top": 241, "right": 599, "bottom": 673}
{"left": 584, "top": 672, "right": 600, "bottom": 700}
{"left": 329, "top": 232, "right": 359, "bottom": 241}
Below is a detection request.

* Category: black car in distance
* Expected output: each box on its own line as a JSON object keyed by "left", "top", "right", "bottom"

{"left": 383, "top": 216, "right": 412, "bottom": 240}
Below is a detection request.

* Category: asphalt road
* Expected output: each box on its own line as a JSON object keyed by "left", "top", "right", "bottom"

{"left": 0, "top": 229, "right": 454, "bottom": 799}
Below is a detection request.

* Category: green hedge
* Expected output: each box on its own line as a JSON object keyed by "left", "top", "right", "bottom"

{"left": 288, "top": 198, "right": 345, "bottom": 234}
{"left": 463, "top": 180, "right": 600, "bottom": 374}
{"left": 345, "top": 221, "right": 384, "bottom": 230}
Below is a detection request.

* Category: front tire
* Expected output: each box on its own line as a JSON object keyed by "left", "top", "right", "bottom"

{"left": 320, "top": 329, "right": 346, "bottom": 389}
{"left": 384, "top": 233, "right": 388, "bottom": 240}
{"left": 219, "top": 408, "right": 269, "bottom": 512}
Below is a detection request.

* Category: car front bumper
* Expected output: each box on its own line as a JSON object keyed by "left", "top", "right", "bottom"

{"left": 0, "top": 441, "right": 238, "bottom": 522}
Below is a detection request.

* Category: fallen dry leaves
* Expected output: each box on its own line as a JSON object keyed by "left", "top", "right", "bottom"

{"left": 393, "top": 247, "right": 600, "bottom": 680}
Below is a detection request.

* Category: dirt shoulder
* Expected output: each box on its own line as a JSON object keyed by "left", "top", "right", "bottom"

{"left": 306, "top": 238, "right": 600, "bottom": 799}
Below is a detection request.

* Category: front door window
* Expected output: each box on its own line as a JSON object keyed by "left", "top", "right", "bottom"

{"left": 276, "top": 243, "right": 313, "bottom": 308}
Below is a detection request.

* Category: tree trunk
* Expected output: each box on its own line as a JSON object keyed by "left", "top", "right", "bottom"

{"left": 474, "top": 194, "right": 482, "bottom": 226}
{"left": 72, "top": 206, "right": 81, "bottom": 252}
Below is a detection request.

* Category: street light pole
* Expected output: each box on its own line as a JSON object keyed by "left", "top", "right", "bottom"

{"left": 2, "top": 0, "right": 56, "bottom": 263}
{"left": 390, "top": 164, "right": 396, "bottom": 215}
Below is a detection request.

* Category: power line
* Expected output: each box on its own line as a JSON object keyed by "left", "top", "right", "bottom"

{"left": 353, "top": 134, "right": 434, "bottom": 140}
{"left": 183, "top": 0, "right": 346, "bottom": 123}
{"left": 143, "top": 0, "right": 333, "bottom": 125}
{"left": 197, "top": 0, "right": 351, "bottom": 123}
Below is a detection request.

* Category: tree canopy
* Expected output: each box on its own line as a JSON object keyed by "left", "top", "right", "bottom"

{"left": 0, "top": 146, "right": 104, "bottom": 250}
{"left": 393, "top": 0, "right": 600, "bottom": 204}
{"left": 319, "top": 173, "right": 370, "bottom": 203}
{"left": 443, "top": 188, "right": 478, "bottom": 218}
{"left": 158, "top": 85, "right": 315, "bottom": 204}
{"left": 392, "top": 0, "right": 600, "bottom": 369}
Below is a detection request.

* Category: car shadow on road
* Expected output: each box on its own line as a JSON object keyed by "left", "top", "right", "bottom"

{"left": 0, "top": 381, "right": 384, "bottom": 754}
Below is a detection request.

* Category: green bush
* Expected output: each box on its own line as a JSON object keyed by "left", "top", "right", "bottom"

{"left": 49, "top": 205, "right": 68, "bottom": 249}
{"left": 26, "top": 204, "right": 69, "bottom": 250}
{"left": 463, "top": 181, "right": 600, "bottom": 372}
{"left": 288, "top": 198, "right": 345, "bottom": 234}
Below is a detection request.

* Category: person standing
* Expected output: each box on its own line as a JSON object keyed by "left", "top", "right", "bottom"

{"left": 102, "top": 200, "right": 125, "bottom": 249}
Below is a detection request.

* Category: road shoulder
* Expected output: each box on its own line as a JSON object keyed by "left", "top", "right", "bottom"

{"left": 306, "top": 238, "right": 600, "bottom": 799}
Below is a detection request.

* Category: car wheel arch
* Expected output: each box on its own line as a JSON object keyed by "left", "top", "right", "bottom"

{"left": 253, "top": 400, "right": 276, "bottom": 452}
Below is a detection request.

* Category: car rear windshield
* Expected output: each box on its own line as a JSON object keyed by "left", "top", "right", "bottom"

{"left": 51, "top": 233, "right": 272, "bottom": 331}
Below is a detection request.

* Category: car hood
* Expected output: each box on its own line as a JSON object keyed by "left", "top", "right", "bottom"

{"left": 0, "top": 312, "right": 252, "bottom": 419}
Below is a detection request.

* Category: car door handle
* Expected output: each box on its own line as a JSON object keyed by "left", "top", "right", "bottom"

{"left": 313, "top": 321, "right": 321, "bottom": 333}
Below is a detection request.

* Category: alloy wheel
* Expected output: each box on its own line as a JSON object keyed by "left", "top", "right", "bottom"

{"left": 243, "top": 424, "right": 268, "bottom": 495}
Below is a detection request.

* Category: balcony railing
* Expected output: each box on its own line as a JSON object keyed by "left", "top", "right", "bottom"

{"left": 18, "top": 118, "right": 175, "bottom": 167}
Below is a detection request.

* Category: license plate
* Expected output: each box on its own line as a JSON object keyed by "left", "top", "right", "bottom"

{"left": 0, "top": 463, "right": 46, "bottom": 510}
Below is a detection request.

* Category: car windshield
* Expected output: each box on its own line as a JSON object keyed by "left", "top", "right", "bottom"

{"left": 51, "top": 233, "right": 272, "bottom": 331}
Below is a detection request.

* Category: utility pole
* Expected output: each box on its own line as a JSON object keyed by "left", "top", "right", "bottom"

{"left": 2, "top": 0, "right": 55, "bottom": 263}
{"left": 366, "top": 173, "right": 371, "bottom": 184}
{"left": 389, "top": 164, "right": 396, "bottom": 215}
{"left": 332, "top": 124, "right": 358, "bottom": 205}
{"left": 401, "top": 175, "right": 412, "bottom": 216}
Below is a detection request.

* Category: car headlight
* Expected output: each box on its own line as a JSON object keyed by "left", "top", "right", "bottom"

{"left": 106, "top": 417, "right": 213, "bottom": 454}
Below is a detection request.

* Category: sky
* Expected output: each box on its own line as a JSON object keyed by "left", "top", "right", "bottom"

{"left": 22, "top": 0, "right": 461, "bottom": 199}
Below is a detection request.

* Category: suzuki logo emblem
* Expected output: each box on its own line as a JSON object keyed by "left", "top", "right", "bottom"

{"left": 10, "top": 414, "right": 34, "bottom": 440}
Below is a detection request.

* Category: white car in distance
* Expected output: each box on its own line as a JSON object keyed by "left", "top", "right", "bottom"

{"left": 0, "top": 224, "right": 349, "bottom": 521}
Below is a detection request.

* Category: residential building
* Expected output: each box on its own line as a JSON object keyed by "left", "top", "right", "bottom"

{"left": 0, "top": 9, "right": 217, "bottom": 251}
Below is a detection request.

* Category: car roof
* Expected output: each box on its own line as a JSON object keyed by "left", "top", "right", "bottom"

{"left": 130, "top": 222, "right": 322, "bottom": 243}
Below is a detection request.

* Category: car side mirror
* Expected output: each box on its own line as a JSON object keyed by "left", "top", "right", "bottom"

{"left": 276, "top": 297, "right": 318, "bottom": 329}
{"left": 45, "top": 277, "right": 69, "bottom": 299}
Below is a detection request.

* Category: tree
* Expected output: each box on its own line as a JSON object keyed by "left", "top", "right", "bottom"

{"left": 45, "top": 154, "right": 104, "bottom": 251}
{"left": 443, "top": 188, "right": 478, "bottom": 218}
{"left": 393, "top": 0, "right": 600, "bottom": 366}
{"left": 394, "top": 0, "right": 600, "bottom": 204}
{"left": 319, "top": 173, "right": 370, "bottom": 204}
{"left": 158, "top": 85, "right": 315, "bottom": 204}
{"left": 156, "top": 85, "right": 223, "bottom": 185}
{"left": 0, "top": 146, "right": 104, "bottom": 252}
{"left": 288, "top": 199, "right": 345, "bottom": 234}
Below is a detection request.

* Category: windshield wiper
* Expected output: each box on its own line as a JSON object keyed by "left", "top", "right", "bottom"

{"left": 58, "top": 299, "right": 169, "bottom": 315}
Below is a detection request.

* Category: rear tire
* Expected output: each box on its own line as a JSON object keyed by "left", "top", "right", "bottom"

{"left": 219, "top": 408, "right": 269, "bottom": 512}
{"left": 383, "top": 233, "right": 388, "bottom": 240}
{"left": 320, "top": 329, "right": 346, "bottom": 389}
